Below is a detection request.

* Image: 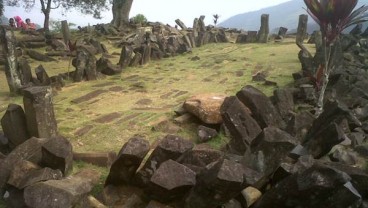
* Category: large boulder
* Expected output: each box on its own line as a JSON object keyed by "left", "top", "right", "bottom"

{"left": 326, "top": 162, "right": 368, "bottom": 198}
{"left": 272, "top": 88, "right": 295, "bottom": 120}
{"left": 105, "top": 136, "right": 150, "bottom": 186}
{"left": 96, "top": 57, "right": 122, "bottom": 76}
{"left": 0, "top": 137, "right": 50, "bottom": 195}
{"left": 221, "top": 96, "right": 262, "bottom": 154}
{"left": 24, "top": 169, "right": 101, "bottom": 208}
{"left": 236, "top": 85, "right": 285, "bottom": 129}
{"left": 40, "top": 136, "right": 73, "bottom": 175}
{"left": 177, "top": 145, "right": 224, "bottom": 174}
{"left": 252, "top": 163, "right": 361, "bottom": 208}
{"left": 247, "top": 127, "right": 298, "bottom": 176}
{"left": 183, "top": 93, "right": 227, "bottom": 124}
{"left": 147, "top": 159, "right": 196, "bottom": 202}
{"left": 1, "top": 104, "right": 30, "bottom": 149}
{"left": 185, "top": 159, "right": 245, "bottom": 208}
{"left": 304, "top": 100, "right": 361, "bottom": 144}
{"left": 7, "top": 160, "right": 63, "bottom": 189}
{"left": 135, "top": 134, "right": 194, "bottom": 187}
{"left": 285, "top": 111, "right": 315, "bottom": 140}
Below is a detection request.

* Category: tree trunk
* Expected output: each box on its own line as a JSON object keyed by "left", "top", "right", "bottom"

{"left": 315, "top": 37, "right": 342, "bottom": 116}
{"left": 40, "top": 0, "right": 51, "bottom": 30}
{"left": 111, "top": 0, "right": 134, "bottom": 28}
{"left": 43, "top": 11, "right": 50, "bottom": 30}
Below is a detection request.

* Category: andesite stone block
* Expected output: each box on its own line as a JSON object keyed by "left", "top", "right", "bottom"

{"left": 23, "top": 86, "right": 58, "bottom": 138}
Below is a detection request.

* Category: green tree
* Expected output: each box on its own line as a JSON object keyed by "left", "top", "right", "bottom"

{"left": 213, "top": 14, "right": 220, "bottom": 26}
{"left": 0, "top": 0, "right": 4, "bottom": 17}
{"left": 303, "top": 0, "right": 368, "bottom": 115}
{"left": 132, "top": 13, "right": 147, "bottom": 24}
{"left": 5, "top": 0, "right": 108, "bottom": 30}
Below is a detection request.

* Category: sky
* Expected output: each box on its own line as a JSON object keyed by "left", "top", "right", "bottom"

{"left": 4, "top": 0, "right": 292, "bottom": 28}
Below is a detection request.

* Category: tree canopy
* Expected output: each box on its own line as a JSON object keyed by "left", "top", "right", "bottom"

{"left": 5, "top": 0, "right": 135, "bottom": 30}
{"left": 0, "top": 0, "right": 4, "bottom": 17}
{"left": 5, "top": 0, "right": 110, "bottom": 29}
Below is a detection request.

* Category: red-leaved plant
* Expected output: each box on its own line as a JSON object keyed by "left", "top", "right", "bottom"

{"left": 303, "top": 0, "right": 368, "bottom": 115}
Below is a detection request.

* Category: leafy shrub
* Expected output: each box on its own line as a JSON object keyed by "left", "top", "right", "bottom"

{"left": 131, "top": 14, "right": 147, "bottom": 24}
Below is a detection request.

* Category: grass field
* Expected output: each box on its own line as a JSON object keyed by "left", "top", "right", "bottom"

{"left": 0, "top": 35, "right": 303, "bottom": 153}
{"left": 0, "top": 32, "right": 306, "bottom": 206}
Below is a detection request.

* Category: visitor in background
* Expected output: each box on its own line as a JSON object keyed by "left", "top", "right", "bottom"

{"left": 9, "top": 18, "right": 16, "bottom": 28}
{"left": 25, "top": 18, "right": 36, "bottom": 30}
{"left": 14, "top": 16, "right": 25, "bottom": 28}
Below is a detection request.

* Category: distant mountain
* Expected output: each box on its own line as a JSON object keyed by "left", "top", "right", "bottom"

{"left": 219, "top": 0, "right": 368, "bottom": 34}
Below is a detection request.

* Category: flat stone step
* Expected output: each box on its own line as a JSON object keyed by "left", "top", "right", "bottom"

{"left": 74, "top": 125, "right": 94, "bottom": 137}
{"left": 71, "top": 90, "right": 108, "bottom": 104}
{"left": 115, "top": 112, "right": 142, "bottom": 124}
{"left": 93, "top": 112, "right": 123, "bottom": 123}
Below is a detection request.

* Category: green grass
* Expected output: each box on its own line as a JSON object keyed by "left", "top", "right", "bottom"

{"left": 206, "top": 132, "right": 230, "bottom": 150}
{"left": 0, "top": 35, "right": 304, "bottom": 204}
{"left": 0, "top": 38, "right": 302, "bottom": 154}
{"left": 72, "top": 161, "right": 109, "bottom": 197}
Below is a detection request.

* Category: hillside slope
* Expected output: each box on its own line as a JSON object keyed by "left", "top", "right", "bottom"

{"left": 219, "top": 0, "right": 368, "bottom": 33}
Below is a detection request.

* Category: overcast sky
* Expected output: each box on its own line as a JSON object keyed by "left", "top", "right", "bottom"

{"left": 4, "top": 0, "right": 293, "bottom": 27}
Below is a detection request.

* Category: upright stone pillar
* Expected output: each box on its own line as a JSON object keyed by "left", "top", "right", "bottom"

{"left": 258, "top": 14, "right": 269, "bottom": 43}
{"left": 141, "top": 33, "right": 152, "bottom": 65}
{"left": 0, "top": 26, "right": 22, "bottom": 94}
{"left": 118, "top": 45, "right": 134, "bottom": 69}
{"left": 198, "top": 15, "right": 206, "bottom": 33}
{"left": 23, "top": 86, "right": 58, "bottom": 138}
{"left": 197, "top": 16, "right": 207, "bottom": 47}
{"left": 73, "top": 46, "right": 97, "bottom": 82}
{"left": 61, "top": 20, "right": 71, "bottom": 46}
{"left": 275, "top": 27, "right": 288, "bottom": 41}
{"left": 296, "top": 14, "right": 308, "bottom": 44}
{"left": 192, "top": 18, "right": 199, "bottom": 40}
